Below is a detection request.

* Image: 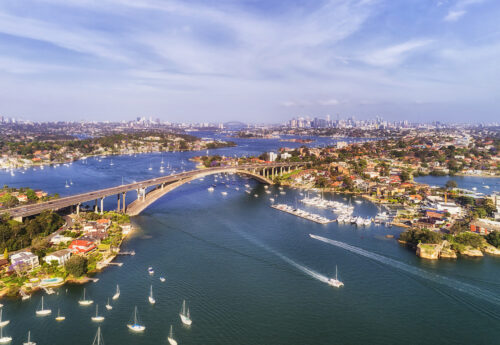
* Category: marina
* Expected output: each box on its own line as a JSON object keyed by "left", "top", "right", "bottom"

{"left": 271, "top": 204, "right": 334, "bottom": 224}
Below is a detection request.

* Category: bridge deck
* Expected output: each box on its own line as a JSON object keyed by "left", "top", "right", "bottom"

{"left": 2, "top": 163, "right": 306, "bottom": 218}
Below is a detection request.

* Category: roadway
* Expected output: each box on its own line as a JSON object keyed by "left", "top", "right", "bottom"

{"left": 2, "top": 162, "right": 305, "bottom": 219}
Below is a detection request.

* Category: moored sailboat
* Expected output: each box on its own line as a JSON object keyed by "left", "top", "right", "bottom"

{"left": 112, "top": 285, "right": 120, "bottom": 300}
{"left": 179, "top": 300, "right": 192, "bottom": 326}
{"left": 148, "top": 285, "right": 156, "bottom": 305}
{"left": 36, "top": 296, "right": 51, "bottom": 316}
{"left": 23, "top": 331, "right": 35, "bottom": 345}
{"left": 0, "top": 309, "right": 9, "bottom": 327}
{"left": 92, "top": 327, "right": 104, "bottom": 345}
{"left": 78, "top": 288, "right": 93, "bottom": 306}
{"left": 167, "top": 325, "right": 177, "bottom": 345}
{"left": 0, "top": 327, "right": 11, "bottom": 344}
{"left": 127, "top": 306, "right": 145, "bottom": 332}
{"left": 91, "top": 304, "right": 104, "bottom": 322}
{"left": 55, "top": 308, "right": 65, "bottom": 321}
{"left": 105, "top": 298, "right": 112, "bottom": 310}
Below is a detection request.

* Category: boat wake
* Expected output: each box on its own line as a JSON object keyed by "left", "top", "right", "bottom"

{"left": 236, "top": 230, "right": 329, "bottom": 283}
{"left": 310, "top": 234, "right": 500, "bottom": 308}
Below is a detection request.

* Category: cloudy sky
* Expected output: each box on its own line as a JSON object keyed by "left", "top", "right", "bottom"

{"left": 0, "top": 0, "right": 499, "bottom": 123}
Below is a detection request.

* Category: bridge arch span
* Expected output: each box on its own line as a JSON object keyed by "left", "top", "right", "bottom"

{"left": 126, "top": 168, "right": 273, "bottom": 216}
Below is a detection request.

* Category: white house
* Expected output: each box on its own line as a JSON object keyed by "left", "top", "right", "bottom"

{"left": 10, "top": 251, "right": 39, "bottom": 269}
{"left": 44, "top": 249, "right": 72, "bottom": 266}
{"left": 281, "top": 152, "right": 292, "bottom": 160}
{"left": 50, "top": 234, "right": 73, "bottom": 245}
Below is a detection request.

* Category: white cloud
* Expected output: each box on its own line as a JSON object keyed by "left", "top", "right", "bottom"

{"left": 443, "top": 0, "right": 484, "bottom": 22}
{"left": 444, "top": 9, "right": 466, "bottom": 21}
{"left": 319, "top": 99, "right": 340, "bottom": 106}
{"left": 362, "top": 40, "right": 433, "bottom": 67}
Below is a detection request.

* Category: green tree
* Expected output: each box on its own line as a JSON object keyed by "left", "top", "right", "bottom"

{"left": 65, "top": 256, "right": 88, "bottom": 277}
{"left": 485, "top": 232, "right": 500, "bottom": 248}
{"left": 445, "top": 180, "right": 458, "bottom": 190}
{"left": 3, "top": 248, "right": 7, "bottom": 260}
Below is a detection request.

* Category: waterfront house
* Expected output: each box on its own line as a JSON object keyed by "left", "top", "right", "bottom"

{"left": 10, "top": 251, "right": 39, "bottom": 270}
{"left": 50, "top": 234, "right": 73, "bottom": 245}
{"left": 44, "top": 249, "right": 72, "bottom": 266}
{"left": 470, "top": 219, "right": 500, "bottom": 235}
{"left": 68, "top": 239, "right": 97, "bottom": 254}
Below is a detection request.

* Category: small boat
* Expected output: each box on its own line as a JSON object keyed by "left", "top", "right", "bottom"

{"left": 127, "top": 306, "right": 146, "bottom": 332}
{"left": 207, "top": 187, "right": 214, "bottom": 192}
{"left": 110, "top": 160, "right": 114, "bottom": 166}
{"left": 65, "top": 180, "right": 70, "bottom": 188}
{"left": 148, "top": 286, "right": 156, "bottom": 305}
{"left": 254, "top": 194, "right": 258, "bottom": 197}
{"left": 148, "top": 267, "right": 154, "bottom": 275}
{"left": 484, "top": 185, "right": 490, "bottom": 189}
{"left": 55, "top": 309, "right": 65, "bottom": 321}
{"left": 221, "top": 191, "right": 228, "bottom": 196}
{"left": 167, "top": 325, "right": 177, "bottom": 345}
{"left": 0, "top": 327, "right": 11, "bottom": 344}
{"left": 355, "top": 200, "right": 362, "bottom": 204}
{"left": 112, "top": 285, "right": 120, "bottom": 300}
{"left": 105, "top": 298, "right": 112, "bottom": 310}
{"left": 92, "top": 327, "right": 104, "bottom": 345}
{"left": 0, "top": 309, "right": 9, "bottom": 327}
{"left": 78, "top": 288, "right": 93, "bottom": 306}
{"left": 269, "top": 198, "right": 275, "bottom": 202}
{"left": 91, "top": 304, "right": 105, "bottom": 322}
{"left": 328, "top": 266, "right": 344, "bottom": 288}
{"left": 159, "top": 277, "right": 166, "bottom": 283}
{"left": 472, "top": 187, "right": 477, "bottom": 191}
{"left": 179, "top": 300, "right": 192, "bottom": 326}
{"left": 23, "top": 330, "right": 35, "bottom": 345}
{"left": 36, "top": 296, "right": 51, "bottom": 316}
{"left": 70, "top": 179, "right": 73, "bottom": 185}
{"left": 148, "top": 163, "right": 153, "bottom": 171}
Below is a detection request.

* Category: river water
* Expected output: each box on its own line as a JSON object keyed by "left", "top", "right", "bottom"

{"left": 0, "top": 134, "right": 499, "bottom": 345}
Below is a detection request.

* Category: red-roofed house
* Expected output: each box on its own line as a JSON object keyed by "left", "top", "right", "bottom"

{"left": 68, "top": 240, "right": 96, "bottom": 254}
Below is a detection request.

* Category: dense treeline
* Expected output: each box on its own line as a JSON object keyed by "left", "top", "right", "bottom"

{"left": 0, "top": 211, "right": 64, "bottom": 252}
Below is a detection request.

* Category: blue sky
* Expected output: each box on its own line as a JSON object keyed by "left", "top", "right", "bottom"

{"left": 0, "top": 0, "right": 499, "bottom": 123}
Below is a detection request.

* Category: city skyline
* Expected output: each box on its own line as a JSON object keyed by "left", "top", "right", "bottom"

{"left": 0, "top": 0, "right": 499, "bottom": 122}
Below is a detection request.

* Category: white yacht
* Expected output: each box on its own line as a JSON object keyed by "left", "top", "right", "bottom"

{"left": 221, "top": 191, "right": 228, "bottom": 196}
{"left": 112, "top": 285, "right": 120, "bottom": 300}
{"left": 78, "top": 288, "right": 93, "bottom": 306}
{"left": 328, "top": 266, "right": 344, "bottom": 288}
{"left": 159, "top": 277, "right": 166, "bottom": 283}
{"left": 65, "top": 180, "right": 70, "bottom": 188}
{"left": 148, "top": 267, "right": 154, "bottom": 275}
{"left": 167, "top": 325, "right": 177, "bottom": 345}
{"left": 179, "top": 300, "right": 192, "bottom": 326}
{"left": 91, "top": 304, "right": 105, "bottom": 322}
{"left": 36, "top": 296, "right": 51, "bottom": 316}
{"left": 127, "top": 307, "right": 146, "bottom": 332}
{"left": 207, "top": 187, "right": 214, "bottom": 192}
{"left": 23, "top": 330, "right": 35, "bottom": 345}
{"left": 148, "top": 286, "right": 156, "bottom": 305}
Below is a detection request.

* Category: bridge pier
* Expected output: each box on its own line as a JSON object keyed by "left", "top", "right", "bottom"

{"left": 94, "top": 199, "right": 98, "bottom": 213}
{"left": 117, "top": 194, "right": 120, "bottom": 212}
{"left": 100, "top": 197, "right": 104, "bottom": 215}
{"left": 76, "top": 203, "right": 80, "bottom": 216}
{"left": 122, "top": 192, "right": 126, "bottom": 213}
